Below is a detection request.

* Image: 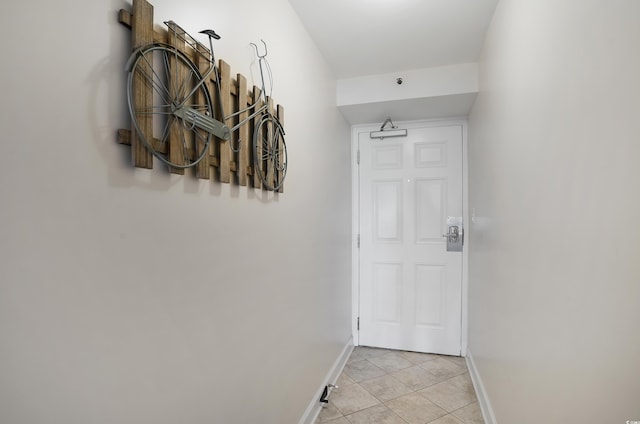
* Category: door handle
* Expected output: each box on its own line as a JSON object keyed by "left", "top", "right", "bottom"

{"left": 443, "top": 217, "right": 463, "bottom": 252}
{"left": 442, "top": 226, "right": 460, "bottom": 241}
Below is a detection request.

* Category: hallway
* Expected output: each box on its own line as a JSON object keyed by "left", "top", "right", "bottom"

{"left": 316, "top": 347, "right": 484, "bottom": 424}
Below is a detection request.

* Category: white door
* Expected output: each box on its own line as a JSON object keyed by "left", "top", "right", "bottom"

{"left": 358, "top": 123, "right": 463, "bottom": 356}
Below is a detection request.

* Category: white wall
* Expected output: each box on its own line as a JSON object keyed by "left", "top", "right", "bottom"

{"left": 0, "top": 1, "right": 352, "bottom": 423}
{"left": 468, "top": 1, "right": 640, "bottom": 423}
{"left": 337, "top": 63, "right": 479, "bottom": 124}
{"left": 337, "top": 63, "right": 478, "bottom": 107}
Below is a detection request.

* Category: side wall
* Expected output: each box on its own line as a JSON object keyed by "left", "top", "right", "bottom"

{"left": 468, "top": 1, "right": 640, "bottom": 423}
{"left": 0, "top": 1, "right": 352, "bottom": 423}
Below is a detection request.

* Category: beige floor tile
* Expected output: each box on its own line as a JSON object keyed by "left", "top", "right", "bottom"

{"left": 336, "top": 372, "right": 356, "bottom": 387}
{"left": 440, "top": 356, "right": 467, "bottom": 368}
{"left": 344, "top": 405, "right": 407, "bottom": 424}
{"left": 391, "top": 365, "right": 447, "bottom": 391}
{"left": 399, "top": 350, "right": 439, "bottom": 364}
{"left": 452, "top": 402, "right": 484, "bottom": 424}
{"left": 429, "top": 414, "right": 465, "bottom": 424}
{"left": 330, "top": 383, "right": 380, "bottom": 415}
{"left": 319, "top": 416, "right": 350, "bottom": 424}
{"left": 343, "top": 359, "right": 387, "bottom": 382}
{"left": 451, "top": 372, "right": 473, "bottom": 388}
{"left": 419, "top": 357, "right": 467, "bottom": 380}
{"left": 418, "top": 374, "right": 477, "bottom": 412}
{"left": 385, "top": 393, "right": 448, "bottom": 424}
{"left": 317, "top": 402, "right": 343, "bottom": 422}
{"left": 358, "top": 374, "right": 413, "bottom": 402}
{"left": 367, "top": 351, "right": 415, "bottom": 373}
{"left": 348, "top": 346, "right": 389, "bottom": 362}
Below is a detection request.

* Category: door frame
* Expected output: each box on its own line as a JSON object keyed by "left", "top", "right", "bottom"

{"left": 351, "top": 118, "right": 469, "bottom": 355}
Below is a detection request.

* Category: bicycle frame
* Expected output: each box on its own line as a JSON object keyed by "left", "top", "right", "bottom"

{"left": 166, "top": 28, "right": 275, "bottom": 146}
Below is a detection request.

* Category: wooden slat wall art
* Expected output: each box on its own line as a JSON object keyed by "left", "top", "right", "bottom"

{"left": 117, "top": 0, "right": 285, "bottom": 192}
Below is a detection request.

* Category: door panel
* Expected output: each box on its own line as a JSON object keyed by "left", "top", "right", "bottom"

{"left": 359, "top": 124, "right": 463, "bottom": 355}
{"left": 373, "top": 180, "right": 403, "bottom": 242}
{"left": 414, "top": 264, "right": 445, "bottom": 328}
{"left": 373, "top": 263, "right": 402, "bottom": 323}
{"left": 415, "top": 178, "right": 447, "bottom": 242}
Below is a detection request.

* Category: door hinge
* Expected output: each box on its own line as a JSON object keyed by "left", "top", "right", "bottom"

{"left": 357, "top": 317, "right": 360, "bottom": 331}
{"left": 357, "top": 234, "right": 360, "bottom": 248}
{"left": 357, "top": 150, "right": 360, "bottom": 165}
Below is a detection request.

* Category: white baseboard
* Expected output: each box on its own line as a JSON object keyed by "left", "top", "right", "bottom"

{"left": 298, "top": 337, "right": 354, "bottom": 424}
{"left": 465, "top": 349, "right": 497, "bottom": 424}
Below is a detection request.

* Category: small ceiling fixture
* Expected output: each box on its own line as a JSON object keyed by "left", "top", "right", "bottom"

{"left": 370, "top": 117, "right": 408, "bottom": 139}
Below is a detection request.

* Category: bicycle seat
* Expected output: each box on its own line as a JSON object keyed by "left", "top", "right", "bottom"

{"left": 199, "top": 29, "right": 221, "bottom": 40}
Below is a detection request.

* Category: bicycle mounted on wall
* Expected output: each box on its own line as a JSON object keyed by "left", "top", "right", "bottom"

{"left": 119, "top": 0, "right": 287, "bottom": 192}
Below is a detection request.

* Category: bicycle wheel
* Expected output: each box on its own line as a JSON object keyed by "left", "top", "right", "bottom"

{"left": 127, "top": 44, "right": 214, "bottom": 168}
{"left": 253, "top": 115, "right": 287, "bottom": 191}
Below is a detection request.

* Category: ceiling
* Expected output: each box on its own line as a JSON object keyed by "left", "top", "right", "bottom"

{"left": 287, "top": 0, "right": 499, "bottom": 123}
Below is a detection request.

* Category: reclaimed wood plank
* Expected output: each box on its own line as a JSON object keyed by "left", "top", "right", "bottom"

{"left": 117, "top": 129, "right": 171, "bottom": 154}
{"left": 266, "top": 97, "right": 275, "bottom": 190}
{"left": 195, "top": 42, "right": 213, "bottom": 179}
{"left": 130, "top": 0, "right": 154, "bottom": 169}
{"left": 166, "top": 22, "right": 187, "bottom": 174}
{"left": 118, "top": 9, "right": 132, "bottom": 27}
{"left": 277, "top": 104, "right": 285, "bottom": 193}
{"left": 119, "top": 8, "right": 169, "bottom": 43}
{"left": 237, "top": 74, "right": 249, "bottom": 186}
{"left": 117, "top": 128, "right": 130, "bottom": 145}
{"left": 218, "top": 60, "right": 232, "bottom": 183}
{"left": 252, "top": 86, "right": 263, "bottom": 189}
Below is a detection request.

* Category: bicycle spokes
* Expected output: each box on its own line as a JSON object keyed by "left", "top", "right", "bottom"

{"left": 127, "top": 45, "right": 215, "bottom": 169}
{"left": 253, "top": 116, "right": 287, "bottom": 191}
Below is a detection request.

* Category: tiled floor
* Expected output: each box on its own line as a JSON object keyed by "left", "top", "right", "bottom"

{"left": 316, "top": 346, "right": 484, "bottom": 424}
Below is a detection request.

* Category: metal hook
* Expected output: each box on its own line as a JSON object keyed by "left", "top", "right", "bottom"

{"left": 380, "top": 117, "right": 397, "bottom": 131}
